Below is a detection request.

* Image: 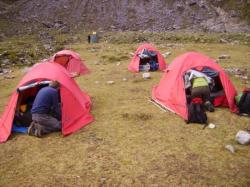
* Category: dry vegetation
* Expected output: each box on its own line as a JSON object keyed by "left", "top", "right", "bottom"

{"left": 0, "top": 34, "right": 250, "bottom": 186}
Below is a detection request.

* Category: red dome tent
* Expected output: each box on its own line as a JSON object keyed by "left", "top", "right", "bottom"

{"left": 152, "top": 52, "right": 238, "bottom": 120}
{"left": 50, "top": 50, "right": 89, "bottom": 76}
{"left": 0, "top": 62, "right": 94, "bottom": 143}
{"left": 128, "top": 43, "right": 167, "bottom": 72}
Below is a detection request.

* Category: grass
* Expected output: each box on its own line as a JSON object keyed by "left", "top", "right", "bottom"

{"left": 0, "top": 34, "right": 250, "bottom": 186}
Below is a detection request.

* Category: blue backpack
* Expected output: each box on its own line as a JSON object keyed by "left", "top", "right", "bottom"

{"left": 150, "top": 61, "right": 159, "bottom": 71}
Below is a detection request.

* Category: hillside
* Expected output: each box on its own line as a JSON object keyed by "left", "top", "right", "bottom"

{"left": 0, "top": 0, "right": 250, "bottom": 34}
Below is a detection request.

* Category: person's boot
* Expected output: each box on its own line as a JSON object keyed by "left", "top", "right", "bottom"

{"left": 204, "top": 101, "right": 214, "bottom": 112}
{"left": 33, "top": 123, "right": 45, "bottom": 138}
{"left": 27, "top": 121, "right": 36, "bottom": 136}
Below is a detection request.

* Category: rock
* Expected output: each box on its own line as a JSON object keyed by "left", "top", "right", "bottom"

{"left": 163, "top": 51, "right": 171, "bottom": 58}
{"left": 2, "top": 59, "right": 10, "bottom": 65}
{"left": 208, "top": 123, "right": 216, "bottom": 129}
{"left": 116, "top": 62, "right": 121, "bottom": 66}
{"left": 166, "top": 44, "right": 174, "bottom": 47}
{"left": 54, "top": 22, "right": 62, "bottom": 29}
{"left": 188, "top": 1, "right": 197, "bottom": 6}
{"left": 110, "top": 25, "right": 117, "bottom": 30}
{"left": 1, "top": 68, "right": 10, "bottom": 74}
{"left": 218, "top": 54, "right": 231, "bottom": 59}
{"left": 241, "top": 75, "right": 248, "bottom": 80}
{"left": 231, "top": 40, "right": 240, "bottom": 45}
{"left": 220, "top": 38, "right": 229, "bottom": 43}
{"left": 1, "top": 51, "right": 9, "bottom": 57}
{"left": 176, "top": 3, "right": 184, "bottom": 11}
{"left": 59, "top": 26, "right": 70, "bottom": 34}
{"left": 236, "top": 130, "right": 250, "bottom": 145}
{"left": 95, "top": 81, "right": 99, "bottom": 84}
{"left": 225, "top": 145, "right": 235, "bottom": 153}
{"left": 142, "top": 72, "right": 151, "bottom": 79}
{"left": 4, "top": 75, "right": 15, "bottom": 79}
{"left": 129, "top": 52, "right": 134, "bottom": 57}
{"left": 122, "top": 78, "right": 128, "bottom": 81}
{"left": 42, "top": 21, "right": 53, "bottom": 28}
{"left": 43, "top": 44, "right": 53, "bottom": 51}
{"left": 107, "top": 81, "right": 115, "bottom": 85}
{"left": 0, "top": 33, "right": 5, "bottom": 39}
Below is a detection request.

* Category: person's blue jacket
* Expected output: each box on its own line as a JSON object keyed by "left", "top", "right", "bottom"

{"left": 31, "top": 87, "right": 61, "bottom": 120}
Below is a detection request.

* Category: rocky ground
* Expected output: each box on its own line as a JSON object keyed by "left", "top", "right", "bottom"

{"left": 0, "top": 0, "right": 250, "bottom": 35}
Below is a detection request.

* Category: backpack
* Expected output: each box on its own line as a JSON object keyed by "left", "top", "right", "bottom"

{"left": 238, "top": 89, "right": 250, "bottom": 115}
{"left": 187, "top": 102, "right": 207, "bottom": 124}
{"left": 149, "top": 61, "right": 159, "bottom": 71}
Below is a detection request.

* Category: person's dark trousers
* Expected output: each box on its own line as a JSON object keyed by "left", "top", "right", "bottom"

{"left": 32, "top": 113, "right": 61, "bottom": 135}
{"left": 191, "top": 86, "right": 214, "bottom": 112}
{"left": 191, "top": 86, "right": 210, "bottom": 102}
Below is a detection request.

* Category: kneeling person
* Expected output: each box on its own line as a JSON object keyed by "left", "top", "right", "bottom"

{"left": 28, "top": 80, "right": 61, "bottom": 137}
{"left": 187, "top": 69, "right": 214, "bottom": 112}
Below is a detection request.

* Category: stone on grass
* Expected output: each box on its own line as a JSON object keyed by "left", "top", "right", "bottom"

{"left": 208, "top": 123, "right": 216, "bottom": 129}
{"left": 163, "top": 51, "right": 171, "bottom": 58}
{"left": 4, "top": 75, "right": 15, "bottom": 79}
{"left": 0, "top": 69, "right": 10, "bottom": 76}
{"left": 2, "top": 59, "right": 10, "bottom": 65}
{"left": 166, "top": 44, "right": 174, "bottom": 47}
{"left": 236, "top": 130, "right": 250, "bottom": 145}
{"left": 95, "top": 81, "right": 99, "bottom": 84}
{"left": 143, "top": 72, "right": 151, "bottom": 79}
{"left": 218, "top": 54, "right": 231, "bottom": 59}
{"left": 122, "top": 78, "right": 128, "bottom": 81}
{"left": 220, "top": 38, "right": 229, "bottom": 43}
{"left": 129, "top": 52, "right": 134, "bottom": 56}
{"left": 225, "top": 144, "right": 235, "bottom": 153}
{"left": 107, "top": 81, "right": 115, "bottom": 85}
{"left": 116, "top": 62, "right": 121, "bottom": 66}
{"left": 43, "top": 44, "right": 53, "bottom": 51}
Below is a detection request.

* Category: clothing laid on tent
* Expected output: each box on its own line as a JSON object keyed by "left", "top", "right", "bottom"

{"left": 49, "top": 50, "right": 90, "bottom": 77}
{"left": 128, "top": 43, "right": 167, "bottom": 72}
{"left": 0, "top": 62, "right": 94, "bottom": 143}
{"left": 152, "top": 52, "right": 238, "bottom": 121}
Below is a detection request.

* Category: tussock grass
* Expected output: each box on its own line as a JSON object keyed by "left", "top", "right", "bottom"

{"left": 0, "top": 36, "right": 249, "bottom": 186}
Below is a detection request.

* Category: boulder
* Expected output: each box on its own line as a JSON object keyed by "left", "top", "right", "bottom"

{"left": 236, "top": 130, "right": 250, "bottom": 145}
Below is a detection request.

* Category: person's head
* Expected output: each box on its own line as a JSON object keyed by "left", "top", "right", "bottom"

{"left": 49, "top": 80, "right": 60, "bottom": 89}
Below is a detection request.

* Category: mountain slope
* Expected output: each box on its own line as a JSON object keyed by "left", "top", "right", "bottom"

{"left": 1, "top": 0, "right": 250, "bottom": 33}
